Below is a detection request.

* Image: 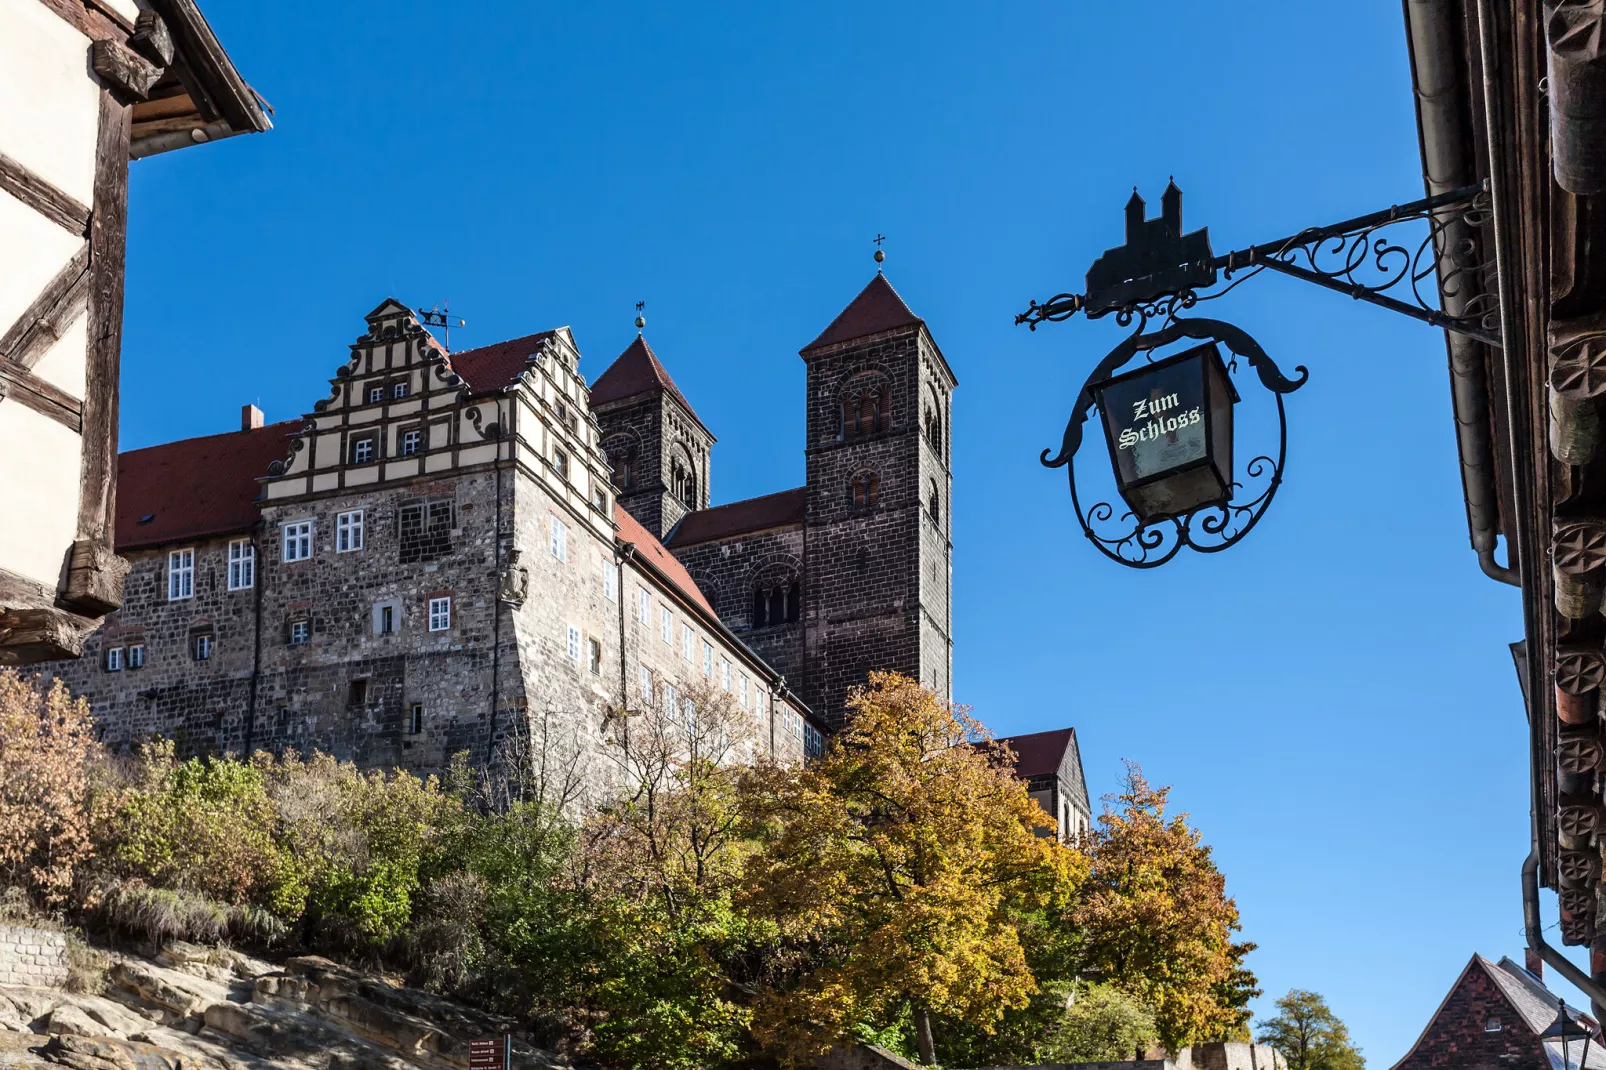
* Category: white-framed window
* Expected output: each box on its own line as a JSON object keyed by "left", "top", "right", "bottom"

{"left": 660, "top": 605, "right": 672, "bottom": 644}
{"left": 227, "top": 540, "right": 254, "bottom": 590}
{"left": 409, "top": 703, "right": 424, "bottom": 735}
{"left": 399, "top": 429, "right": 422, "bottom": 456}
{"left": 682, "top": 623, "right": 694, "bottom": 663}
{"left": 638, "top": 588, "right": 651, "bottom": 626}
{"left": 289, "top": 620, "right": 310, "bottom": 645}
{"left": 550, "top": 516, "right": 568, "bottom": 561}
{"left": 128, "top": 644, "right": 145, "bottom": 669}
{"left": 428, "top": 596, "right": 452, "bottom": 632}
{"left": 393, "top": 380, "right": 409, "bottom": 399}
{"left": 793, "top": 708, "right": 804, "bottom": 741}
{"left": 566, "top": 625, "right": 581, "bottom": 661}
{"left": 167, "top": 548, "right": 194, "bottom": 600}
{"left": 193, "top": 633, "right": 213, "bottom": 661}
{"left": 604, "top": 559, "right": 618, "bottom": 601}
{"left": 663, "top": 682, "right": 677, "bottom": 720}
{"left": 105, "top": 647, "right": 122, "bottom": 672}
{"left": 721, "top": 658, "right": 731, "bottom": 691}
{"left": 739, "top": 674, "right": 749, "bottom": 709}
{"left": 703, "top": 641, "right": 714, "bottom": 679}
{"left": 352, "top": 436, "right": 375, "bottom": 464}
{"left": 640, "top": 664, "right": 654, "bottom": 702}
{"left": 1484, "top": 1018, "right": 1501, "bottom": 1033}
{"left": 367, "top": 384, "right": 384, "bottom": 404}
{"left": 587, "top": 638, "right": 602, "bottom": 675}
{"left": 554, "top": 448, "right": 569, "bottom": 480}
{"left": 283, "top": 520, "right": 313, "bottom": 562}
{"left": 336, "top": 510, "right": 364, "bottom": 552}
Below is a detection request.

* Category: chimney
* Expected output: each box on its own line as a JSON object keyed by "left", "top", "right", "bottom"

{"left": 1527, "top": 945, "right": 1544, "bottom": 979}
{"left": 241, "top": 404, "right": 264, "bottom": 431}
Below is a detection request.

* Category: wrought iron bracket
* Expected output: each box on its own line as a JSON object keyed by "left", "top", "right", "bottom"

{"left": 1017, "top": 182, "right": 1500, "bottom": 347}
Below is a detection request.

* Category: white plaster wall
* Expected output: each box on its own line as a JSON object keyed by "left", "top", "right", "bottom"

{"left": 0, "top": 403, "right": 81, "bottom": 586}
{"left": 0, "top": 193, "right": 84, "bottom": 345}
{"left": 28, "top": 310, "right": 88, "bottom": 397}
{"left": 0, "top": 0, "right": 99, "bottom": 204}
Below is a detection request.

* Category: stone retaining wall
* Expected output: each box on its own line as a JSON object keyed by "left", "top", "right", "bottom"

{"left": 0, "top": 924, "right": 68, "bottom": 987}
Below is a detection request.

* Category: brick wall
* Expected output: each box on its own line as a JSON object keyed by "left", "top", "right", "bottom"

{"left": 1394, "top": 963, "right": 1548, "bottom": 1070}
{"left": 0, "top": 925, "right": 67, "bottom": 988}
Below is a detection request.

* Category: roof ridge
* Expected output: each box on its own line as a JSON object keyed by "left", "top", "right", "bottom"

{"left": 121, "top": 418, "right": 300, "bottom": 456}
{"left": 589, "top": 335, "right": 710, "bottom": 435}
{"left": 802, "top": 273, "right": 923, "bottom": 353}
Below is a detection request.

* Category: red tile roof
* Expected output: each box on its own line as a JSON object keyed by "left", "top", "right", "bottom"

{"left": 448, "top": 331, "right": 557, "bottom": 393}
{"left": 667, "top": 487, "right": 806, "bottom": 548}
{"left": 589, "top": 336, "right": 708, "bottom": 432}
{"left": 116, "top": 421, "right": 300, "bottom": 551}
{"left": 615, "top": 502, "right": 715, "bottom": 615}
{"left": 995, "top": 727, "right": 1075, "bottom": 779}
{"left": 802, "top": 273, "right": 924, "bottom": 353}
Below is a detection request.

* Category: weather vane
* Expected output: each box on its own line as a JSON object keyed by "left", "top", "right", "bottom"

{"left": 634, "top": 300, "right": 646, "bottom": 332}
{"left": 873, "top": 233, "right": 886, "bottom": 269}
{"left": 416, "top": 301, "right": 466, "bottom": 349}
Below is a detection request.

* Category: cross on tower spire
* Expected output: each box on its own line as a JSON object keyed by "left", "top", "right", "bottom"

{"left": 873, "top": 233, "right": 886, "bottom": 271}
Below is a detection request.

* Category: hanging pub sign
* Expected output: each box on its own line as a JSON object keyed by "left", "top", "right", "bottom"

{"left": 1093, "top": 342, "right": 1239, "bottom": 524}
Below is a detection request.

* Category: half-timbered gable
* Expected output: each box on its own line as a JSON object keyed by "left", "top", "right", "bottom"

{"left": 0, "top": 0, "right": 268, "bottom": 664}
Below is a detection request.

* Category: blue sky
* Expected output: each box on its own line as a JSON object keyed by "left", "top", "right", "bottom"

{"left": 121, "top": 1, "right": 1560, "bottom": 1061}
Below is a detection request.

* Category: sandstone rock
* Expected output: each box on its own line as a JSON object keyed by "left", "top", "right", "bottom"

{"left": 42, "top": 1034, "right": 185, "bottom": 1070}
{"left": 43, "top": 1007, "right": 103, "bottom": 1038}
{"left": 71, "top": 999, "right": 147, "bottom": 1040}
{"left": 0, "top": 990, "right": 56, "bottom": 1023}
{"left": 107, "top": 965, "right": 216, "bottom": 1022}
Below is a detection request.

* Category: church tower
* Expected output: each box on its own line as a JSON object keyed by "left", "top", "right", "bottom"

{"left": 590, "top": 334, "right": 714, "bottom": 540}
{"left": 800, "top": 273, "right": 956, "bottom": 727}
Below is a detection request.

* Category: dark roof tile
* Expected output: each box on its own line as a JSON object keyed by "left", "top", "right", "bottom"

{"left": 667, "top": 488, "right": 806, "bottom": 547}
{"left": 448, "top": 331, "right": 556, "bottom": 393}
{"left": 995, "top": 727, "right": 1076, "bottom": 780}
{"left": 802, "top": 274, "right": 923, "bottom": 353}
{"left": 616, "top": 503, "right": 715, "bottom": 615}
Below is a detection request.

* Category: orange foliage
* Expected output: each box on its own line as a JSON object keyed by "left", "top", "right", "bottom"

{"left": 0, "top": 670, "right": 97, "bottom": 907}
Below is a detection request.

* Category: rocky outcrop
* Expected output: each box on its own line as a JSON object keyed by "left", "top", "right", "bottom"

{"left": 0, "top": 943, "right": 569, "bottom": 1070}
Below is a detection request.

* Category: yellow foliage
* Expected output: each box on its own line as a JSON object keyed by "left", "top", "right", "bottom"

{"left": 0, "top": 670, "right": 97, "bottom": 907}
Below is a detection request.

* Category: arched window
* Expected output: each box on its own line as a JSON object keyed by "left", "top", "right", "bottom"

{"left": 927, "top": 479, "right": 941, "bottom": 526}
{"left": 924, "top": 407, "right": 942, "bottom": 452}
{"left": 603, "top": 434, "right": 636, "bottom": 489}
{"left": 751, "top": 578, "right": 802, "bottom": 628}
{"left": 849, "top": 470, "right": 879, "bottom": 512}
{"left": 669, "top": 448, "right": 697, "bottom": 505}
{"left": 840, "top": 378, "right": 892, "bottom": 440}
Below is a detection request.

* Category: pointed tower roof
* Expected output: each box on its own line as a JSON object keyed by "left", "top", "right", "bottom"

{"left": 801, "top": 273, "right": 924, "bottom": 353}
{"left": 590, "top": 335, "right": 709, "bottom": 433}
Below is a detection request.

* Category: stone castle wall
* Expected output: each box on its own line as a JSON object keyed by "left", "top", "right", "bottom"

{"left": 0, "top": 925, "right": 67, "bottom": 988}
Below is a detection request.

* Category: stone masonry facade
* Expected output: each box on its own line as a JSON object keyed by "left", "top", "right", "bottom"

{"left": 0, "top": 926, "right": 68, "bottom": 988}
{"left": 46, "top": 299, "right": 812, "bottom": 797}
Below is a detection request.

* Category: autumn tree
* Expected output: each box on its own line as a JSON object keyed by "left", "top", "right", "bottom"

{"left": 1075, "top": 763, "right": 1258, "bottom": 1051}
{"left": 741, "top": 671, "right": 1086, "bottom": 1067}
{"left": 0, "top": 670, "right": 98, "bottom": 907}
{"left": 1256, "top": 989, "right": 1365, "bottom": 1070}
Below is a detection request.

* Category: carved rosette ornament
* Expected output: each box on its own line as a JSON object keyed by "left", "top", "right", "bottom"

{"left": 1562, "top": 909, "right": 1597, "bottom": 946}
{"left": 1553, "top": 521, "right": 1606, "bottom": 617}
{"left": 1546, "top": 0, "right": 1606, "bottom": 194}
{"left": 1559, "top": 799, "right": 1604, "bottom": 848}
{"left": 1558, "top": 648, "right": 1606, "bottom": 724}
{"left": 1551, "top": 332, "right": 1606, "bottom": 464}
{"left": 1560, "top": 848, "right": 1603, "bottom": 887}
{"left": 1563, "top": 887, "right": 1598, "bottom": 916}
{"left": 1559, "top": 732, "right": 1606, "bottom": 774}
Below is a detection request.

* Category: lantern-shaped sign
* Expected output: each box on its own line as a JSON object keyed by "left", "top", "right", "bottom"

{"left": 1094, "top": 341, "right": 1240, "bottom": 524}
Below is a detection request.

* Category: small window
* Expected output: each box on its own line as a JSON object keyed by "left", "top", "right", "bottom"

{"left": 428, "top": 596, "right": 452, "bottom": 632}
{"left": 640, "top": 665, "right": 654, "bottom": 702}
{"left": 550, "top": 516, "right": 568, "bottom": 562}
{"left": 660, "top": 605, "right": 672, "bottom": 644}
{"left": 193, "top": 633, "right": 213, "bottom": 661}
{"left": 587, "top": 638, "right": 602, "bottom": 676}
{"left": 593, "top": 485, "right": 607, "bottom": 512}
{"left": 128, "top": 643, "right": 145, "bottom": 669}
{"left": 167, "top": 549, "right": 194, "bottom": 600}
{"left": 105, "top": 647, "right": 123, "bottom": 672}
{"left": 289, "top": 620, "right": 310, "bottom": 645}
{"left": 703, "top": 641, "right": 713, "bottom": 679}
{"left": 367, "top": 384, "right": 384, "bottom": 404}
{"left": 1484, "top": 1018, "right": 1501, "bottom": 1033}
{"left": 739, "top": 675, "right": 749, "bottom": 709}
{"left": 604, "top": 560, "right": 618, "bottom": 602}
{"left": 567, "top": 625, "right": 581, "bottom": 661}
{"left": 392, "top": 380, "right": 409, "bottom": 399}
{"left": 663, "top": 682, "right": 677, "bottom": 719}
{"left": 227, "top": 540, "right": 254, "bottom": 590}
{"left": 682, "top": 623, "right": 694, "bottom": 663}
{"left": 399, "top": 429, "right": 422, "bottom": 456}
{"left": 352, "top": 435, "right": 376, "bottom": 464}
{"left": 409, "top": 703, "right": 423, "bottom": 735}
{"left": 927, "top": 479, "right": 941, "bottom": 526}
{"left": 721, "top": 658, "right": 731, "bottom": 691}
{"left": 336, "top": 510, "right": 364, "bottom": 553}
{"left": 283, "top": 520, "right": 313, "bottom": 562}
{"left": 554, "top": 448, "right": 569, "bottom": 480}
{"left": 348, "top": 679, "right": 368, "bottom": 705}
{"left": 638, "top": 588, "right": 651, "bottom": 626}
{"left": 376, "top": 603, "right": 397, "bottom": 635}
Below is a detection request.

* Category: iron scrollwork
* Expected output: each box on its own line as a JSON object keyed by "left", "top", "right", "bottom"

{"left": 1042, "top": 317, "right": 1307, "bottom": 568}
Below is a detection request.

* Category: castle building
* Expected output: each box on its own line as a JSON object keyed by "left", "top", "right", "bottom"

{"left": 44, "top": 275, "right": 1091, "bottom": 836}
